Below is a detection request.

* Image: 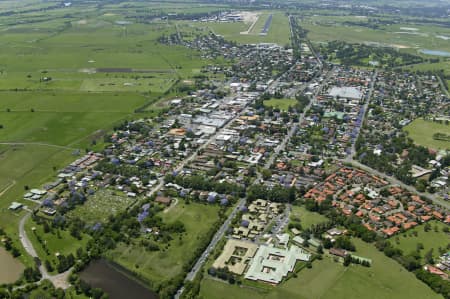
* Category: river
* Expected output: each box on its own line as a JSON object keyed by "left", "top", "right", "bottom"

{"left": 80, "top": 259, "right": 158, "bottom": 299}
{"left": 0, "top": 247, "right": 24, "bottom": 284}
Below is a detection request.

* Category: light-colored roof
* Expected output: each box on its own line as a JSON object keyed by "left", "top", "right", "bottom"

{"left": 245, "top": 245, "right": 311, "bottom": 284}
{"left": 328, "top": 86, "right": 363, "bottom": 100}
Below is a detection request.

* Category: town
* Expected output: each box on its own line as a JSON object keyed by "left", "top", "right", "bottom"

{"left": 0, "top": 2, "right": 449, "bottom": 299}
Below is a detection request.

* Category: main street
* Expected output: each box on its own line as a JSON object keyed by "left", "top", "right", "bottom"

{"left": 346, "top": 70, "right": 378, "bottom": 159}
{"left": 176, "top": 20, "right": 325, "bottom": 296}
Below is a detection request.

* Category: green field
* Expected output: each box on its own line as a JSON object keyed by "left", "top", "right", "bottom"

{"left": 0, "top": 2, "right": 216, "bottom": 262}
{"left": 263, "top": 98, "right": 297, "bottom": 111}
{"left": 290, "top": 205, "right": 329, "bottom": 229}
{"left": 199, "top": 239, "right": 441, "bottom": 299}
{"left": 106, "top": 200, "right": 221, "bottom": 286}
{"left": 392, "top": 221, "right": 450, "bottom": 261}
{"left": 302, "top": 16, "right": 450, "bottom": 54}
{"left": 404, "top": 118, "right": 450, "bottom": 150}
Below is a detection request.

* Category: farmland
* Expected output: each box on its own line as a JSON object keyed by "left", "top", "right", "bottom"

{"left": 199, "top": 239, "right": 442, "bottom": 299}
{"left": 0, "top": 2, "right": 215, "bottom": 261}
{"left": 404, "top": 118, "right": 450, "bottom": 150}
{"left": 301, "top": 15, "right": 450, "bottom": 55}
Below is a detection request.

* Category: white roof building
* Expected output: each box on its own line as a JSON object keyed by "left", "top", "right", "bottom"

{"left": 245, "top": 245, "right": 311, "bottom": 284}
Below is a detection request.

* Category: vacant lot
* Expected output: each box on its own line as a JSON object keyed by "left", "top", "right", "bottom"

{"left": 263, "top": 98, "right": 297, "bottom": 111}
{"left": 404, "top": 118, "right": 450, "bottom": 150}
{"left": 106, "top": 200, "right": 221, "bottom": 286}
{"left": 289, "top": 205, "right": 329, "bottom": 229}
{"left": 199, "top": 239, "right": 441, "bottom": 299}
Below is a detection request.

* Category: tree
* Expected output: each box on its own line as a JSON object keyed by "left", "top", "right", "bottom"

{"left": 317, "top": 245, "right": 324, "bottom": 254}
{"left": 343, "top": 254, "right": 351, "bottom": 267}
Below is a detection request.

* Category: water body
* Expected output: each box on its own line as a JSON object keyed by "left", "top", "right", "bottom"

{"left": 80, "top": 259, "right": 158, "bottom": 299}
{"left": 419, "top": 49, "right": 450, "bottom": 57}
{"left": 0, "top": 247, "right": 24, "bottom": 284}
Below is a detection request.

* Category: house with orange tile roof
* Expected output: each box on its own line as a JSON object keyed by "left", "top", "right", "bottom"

{"left": 403, "top": 222, "right": 418, "bottom": 230}
{"left": 411, "top": 195, "right": 425, "bottom": 205}
{"left": 363, "top": 223, "right": 373, "bottom": 231}
{"left": 432, "top": 211, "right": 444, "bottom": 220}
{"left": 382, "top": 227, "right": 400, "bottom": 236}
{"left": 421, "top": 215, "right": 432, "bottom": 222}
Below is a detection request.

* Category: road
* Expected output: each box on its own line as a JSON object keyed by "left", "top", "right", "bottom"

{"left": 436, "top": 75, "right": 450, "bottom": 97}
{"left": 0, "top": 142, "right": 77, "bottom": 151}
{"left": 344, "top": 159, "right": 450, "bottom": 210}
{"left": 175, "top": 198, "right": 246, "bottom": 299}
{"left": 19, "top": 212, "right": 72, "bottom": 289}
{"left": 340, "top": 69, "right": 450, "bottom": 210}
{"left": 260, "top": 67, "right": 333, "bottom": 180}
{"left": 347, "top": 70, "right": 378, "bottom": 159}
{"left": 187, "top": 198, "right": 246, "bottom": 281}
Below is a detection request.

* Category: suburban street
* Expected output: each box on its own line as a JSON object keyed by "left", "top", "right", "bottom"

{"left": 344, "top": 159, "right": 450, "bottom": 210}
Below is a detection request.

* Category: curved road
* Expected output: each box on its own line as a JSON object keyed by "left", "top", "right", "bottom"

{"left": 19, "top": 212, "right": 72, "bottom": 289}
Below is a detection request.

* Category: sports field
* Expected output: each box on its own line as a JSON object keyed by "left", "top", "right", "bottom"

{"left": 403, "top": 118, "right": 450, "bottom": 150}
{"left": 106, "top": 200, "right": 221, "bottom": 286}
{"left": 199, "top": 239, "right": 441, "bottom": 299}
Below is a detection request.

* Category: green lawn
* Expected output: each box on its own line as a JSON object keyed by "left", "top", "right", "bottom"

{"left": 403, "top": 118, "right": 450, "bottom": 150}
{"left": 290, "top": 205, "right": 329, "bottom": 229}
{"left": 106, "top": 200, "right": 221, "bottom": 286}
{"left": 263, "top": 98, "right": 297, "bottom": 111}
{"left": 199, "top": 239, "right": 442, "bottom": 299}
{"left": 392, "top": 221, "right": 450, "bottom": 261}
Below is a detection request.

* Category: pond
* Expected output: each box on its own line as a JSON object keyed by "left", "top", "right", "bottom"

{"left": 419, "top": 49, "right": 450, "bottom": 57}
{"left": 0, "top": 247, "right": 24, "bottom": 284}
{"left": 80, "top": 259, "right": 158, "bottom": 299}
